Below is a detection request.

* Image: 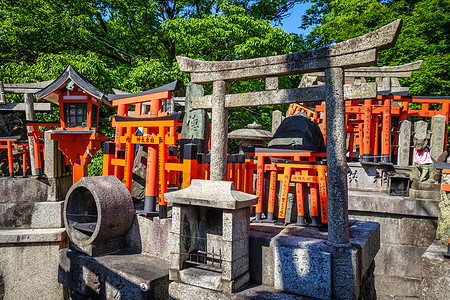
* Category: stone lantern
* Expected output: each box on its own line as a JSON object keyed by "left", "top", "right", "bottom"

{"left": 228, "top": 122, "right": 272, "bottom": 153}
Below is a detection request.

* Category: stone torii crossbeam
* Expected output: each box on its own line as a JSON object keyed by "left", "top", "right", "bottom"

{"left": 177, "top": 19, "right": 403, "bottom": 249}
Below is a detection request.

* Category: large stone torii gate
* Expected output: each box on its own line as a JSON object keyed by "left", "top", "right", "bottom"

{"left": 177, "top": 19, "right": 403, "bottom": 249}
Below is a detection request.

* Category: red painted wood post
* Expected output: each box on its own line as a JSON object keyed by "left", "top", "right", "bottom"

{"left": 7, "top": 140, "right": 14, "bottom": 177}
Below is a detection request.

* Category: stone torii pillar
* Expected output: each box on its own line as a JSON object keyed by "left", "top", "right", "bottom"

{"left": 177, "top": 19, "right": 402, "bottom": 247}
{"left": 0, "top": 80, "right": 52, "bottom": 175}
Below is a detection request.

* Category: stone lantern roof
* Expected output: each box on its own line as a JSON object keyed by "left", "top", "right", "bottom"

{"left": 228, "top": 121, "right": 272, "bottom": 141}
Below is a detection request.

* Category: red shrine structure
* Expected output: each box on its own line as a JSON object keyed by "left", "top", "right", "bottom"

{"left": 35, "top": 65, "right": 109, "bottom": 183}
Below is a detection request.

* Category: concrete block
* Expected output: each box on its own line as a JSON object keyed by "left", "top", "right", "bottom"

{"left": 0, "top": 201, "right": 63, "bottom": 229}
{"left": 375, "top": 243, "right": 428, "bottom": 278}
{"left": 59, "top": 249, "right": 170, "bottom": 300}
{"left": 274, "top": 246, "right": 331, "bottom": 299}
{"left": 400, "top": 217, "right": 437, "bottom": 247}
{"left": 421, "top": 242, "right": 450, "bottom": 300}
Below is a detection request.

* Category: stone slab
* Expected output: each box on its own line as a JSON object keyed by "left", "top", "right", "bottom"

{"left": 165, "top": 179, "right": 257, "bottom": 210}
{"left": 0, "top": 176, "right": 72, "bottom": 203}
{"left": 0, "top": 228, "right": 65, "bottom": 243}
{"left": 59, "top": 249, "right": 170, "bottom": 300}
{"left": 348, "top": 190, "right": 440, "bottom": 217}
{"left": 274, "top": 246, "right": 331, "bottom": 299}
{"left": 0, "top": 201, "right": 63, "bottom": 229}
{"left": 421, "top": 242, "right": 450, "bottom": 300}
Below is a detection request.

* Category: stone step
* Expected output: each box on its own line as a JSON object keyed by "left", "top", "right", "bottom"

{"left": 59, "top": 249, "right": 170, "bottom": 300}
{"left": 0, "top": 201, "right": 63, "bottom": 229}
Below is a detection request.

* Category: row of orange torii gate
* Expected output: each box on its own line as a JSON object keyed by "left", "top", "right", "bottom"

{"left": 2, "top": 61, "right": 450, "bottom": 226}
{"left": 98, "top": 62, "right": 450, "bottom": 224}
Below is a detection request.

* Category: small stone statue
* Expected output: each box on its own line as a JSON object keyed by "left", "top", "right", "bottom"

{"left": 413, "top": 137, "right": 435, "bottom": 182}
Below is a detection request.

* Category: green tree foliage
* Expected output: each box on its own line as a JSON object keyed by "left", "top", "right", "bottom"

{"left": 299, "top": 0, "right": 450, "bottom": 95}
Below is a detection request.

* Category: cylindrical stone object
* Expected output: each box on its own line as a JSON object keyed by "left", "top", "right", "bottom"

{"left": 64, "top": 175, "right": 134, "bottom": 247}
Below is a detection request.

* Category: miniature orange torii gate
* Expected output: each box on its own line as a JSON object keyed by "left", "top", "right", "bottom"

{"left": 265, "top": 158, "right": 328, "bottom": 227}
{"left": 242, "top": 147, "right": 326, "bottom": 223}
{"left": 104, "top": 113, "right": 182, "bottom": 218}
{"left": 107, "top": 81, "right": 181, "bottom": 218}
{"left": 107, "top": 81, "right": 180, "bottom": 182}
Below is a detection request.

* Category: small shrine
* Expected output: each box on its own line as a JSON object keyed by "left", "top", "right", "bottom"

{"left": 35, "top": 65, "right": 109, "bottom": 183}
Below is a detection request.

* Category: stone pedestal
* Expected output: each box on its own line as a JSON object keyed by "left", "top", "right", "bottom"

{"left": 166, "top": 180, "right": 257, "bottom": 298}
{"left": 249, "top": 220, "right": 379, "bottom": 299}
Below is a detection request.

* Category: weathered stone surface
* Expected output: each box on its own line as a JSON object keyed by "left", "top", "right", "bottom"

{"left": 0, "top": 236, "right": 64, "bottom": 300}
{"left": 0, "top": 228, "right": 65, "bottom": 243}
{"left": 414, "top": 120, "right": 428, "bottom": 140}
{"left": 265, "top": 77, "right": 280, "bottom": 91}
{"left": 125, "top": 214, "right": 172, "bottom": 262}
{"left": 375, "top": 275, "right": 421, "bottom": 298}
{"left": 274, "top": 247, "right": 331, "bottom": 299}
{"left": 165, "top": 180, "right": 258, "bottom": 210}
{"left": 181, "top": 82, "right": 210, "bottom": 154}
{"left": 430, "top": 114, "right": 446, "bottom": 160}
{"left": 0, "top": 201, "right": 63, "bottom": 229}
{"left": 347, "top": 163, "right": 390, "bottom": 193}
{"left": 421, "top": 242, "right": 450, "bottom": 300}
{"left": 229, "top": 122, "right": 272, "bottom": 152}
{"left": 325, "top": 67, "right": 349, "bottom": 245}
{"left": 0, "top": 176, "right": 72, "bottom": 202}
{"left": 64, "top": 176, "right": 134, "bottom": 255}
{"left": 169, "top": 281, "right": 319, "bottom": 300}
{"left": 375, "top": 243, "right": 428, "bottom": 278}
{"left": 349, "top": 214, "right": 400, "bottom": 245}
{"left": 397, "top": 120, "right": 412, "bottom": 166}
{"left": 192, "top": 83, "right": 377, "bottom": 109}
{"left": 437, "top": 191, "right": 450, "bottom": 241}
{"left": 59, "top": 249, "right": 170, "bottom": 300}
{"left": 249, "top": 220, "right": 379, "bottom": 299}
{"left": 271, "top": 110, "right": 283, "bottom": 134}
{"left": 210, "top": 80, "right": 228, "bottom": 180}
{"left": 348, "top": 190, "right": 440, "bottom": 217}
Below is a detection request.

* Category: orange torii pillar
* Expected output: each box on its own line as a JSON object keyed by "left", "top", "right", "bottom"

{"left": 0, "top": 137, "right": 18, "bottom": 177}
{"left": 381, "top": 95, "right": 392, "bottom": 163}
